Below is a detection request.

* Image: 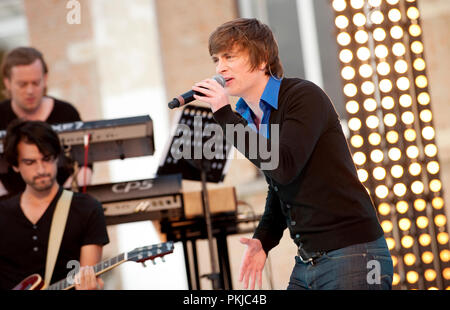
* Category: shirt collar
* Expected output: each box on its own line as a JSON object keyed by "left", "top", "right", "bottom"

{"left": 260, "top": 76, "right": 281, "bottom": 109}
{"left": 236, "top": 76, "right": 282, "bottom": 114}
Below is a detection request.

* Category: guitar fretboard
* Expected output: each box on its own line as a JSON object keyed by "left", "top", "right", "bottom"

{"left": 47, "top": 253, "right": 127, "bottom": 290}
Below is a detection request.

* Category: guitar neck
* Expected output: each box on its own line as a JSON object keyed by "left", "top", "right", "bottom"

{"left": 43, "top": 241, "right": 173, "bottom": 290}
{"left": 46, "top": 252, "right": 128, "bottom": 290}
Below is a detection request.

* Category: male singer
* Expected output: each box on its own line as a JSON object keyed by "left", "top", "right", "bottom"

{"left": 193, "top": 18, "right": 393, "bottom": 290}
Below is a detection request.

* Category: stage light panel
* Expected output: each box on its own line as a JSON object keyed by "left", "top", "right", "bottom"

{"left": 333, "top": 0, "right": 449, "bottom": 289}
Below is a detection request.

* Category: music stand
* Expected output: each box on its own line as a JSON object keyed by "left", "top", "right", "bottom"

{"left": 157, "top": 105, "right": 233, "bottom": 289}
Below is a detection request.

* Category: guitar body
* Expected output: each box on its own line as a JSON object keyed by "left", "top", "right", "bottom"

{"left": 12, "top": 274, "right": 45, "bottom": 290}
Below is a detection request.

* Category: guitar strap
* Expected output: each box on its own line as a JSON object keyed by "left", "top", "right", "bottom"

{"left": 44, "top": 189, "right": 73, "bottom": 288}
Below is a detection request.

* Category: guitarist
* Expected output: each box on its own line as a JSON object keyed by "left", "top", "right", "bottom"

{"left": 0, "top": 120, "right": 109, "bottom": 290}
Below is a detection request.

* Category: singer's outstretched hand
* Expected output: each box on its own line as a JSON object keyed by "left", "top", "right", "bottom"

{"left": 239, "top": 237, "right": 267, "bottom": 290}
{"left": 192, "top": 78, "right": 229, "bottom": 113}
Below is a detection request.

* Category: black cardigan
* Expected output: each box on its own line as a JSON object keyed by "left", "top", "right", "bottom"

{"left": 213, "top": 77, "right": 383, "bottom": 253}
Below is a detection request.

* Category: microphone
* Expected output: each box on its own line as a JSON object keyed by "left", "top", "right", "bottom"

{"left": 168, "top": 75, "right": 226, "bottom": 109}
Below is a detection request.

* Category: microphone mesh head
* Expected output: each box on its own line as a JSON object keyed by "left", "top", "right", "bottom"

{"left": 213, "top": 74, "right": 226, "bottom": 87}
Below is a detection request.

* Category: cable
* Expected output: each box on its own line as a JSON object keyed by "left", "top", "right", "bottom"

{"left": 82, "top": 133, "right": 91, "bottom": 193}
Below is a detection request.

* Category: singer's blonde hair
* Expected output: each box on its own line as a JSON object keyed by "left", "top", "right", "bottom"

{"left": 208, "top": 18, "right": 283, "bottom": 78}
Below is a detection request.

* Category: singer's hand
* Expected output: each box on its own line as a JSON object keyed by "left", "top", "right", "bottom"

{"left": 239, "top": 238, "right": 266, "bottom": 290}
{"left": 192, "top": 78, "right": 229, "bottom": 113}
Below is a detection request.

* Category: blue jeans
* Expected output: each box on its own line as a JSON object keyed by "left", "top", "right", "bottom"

{"left": 287, "top": 236, "right": 393, "bottom": 290}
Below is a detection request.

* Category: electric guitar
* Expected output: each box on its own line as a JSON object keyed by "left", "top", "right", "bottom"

{"left": 12, "top": 241, "right": 174, "bottom": 290}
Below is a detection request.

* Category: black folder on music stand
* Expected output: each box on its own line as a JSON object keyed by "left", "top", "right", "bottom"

{"left": 157, "top": 105, "right": 233, "bottom": 183}
{"left": 157, "top": 104, "right": 234, "bottom": 289}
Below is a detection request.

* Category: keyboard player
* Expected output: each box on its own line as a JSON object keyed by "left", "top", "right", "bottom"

{"left": 0, "top": 47, "right": 92, "bottom": 198}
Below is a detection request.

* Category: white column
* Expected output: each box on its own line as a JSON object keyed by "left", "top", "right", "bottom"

{"left": 296, "top": 0, "right": 324, "bottom": 88}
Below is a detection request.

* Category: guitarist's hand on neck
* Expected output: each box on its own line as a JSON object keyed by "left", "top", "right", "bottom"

{"left": 74, "top": 266, "right": 104, "bottom": 290}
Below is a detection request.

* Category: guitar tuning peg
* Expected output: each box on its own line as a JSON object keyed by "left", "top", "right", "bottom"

{"left": 161, "top": 257, "right": 166, "bottom": 263}
{"left": 141, "top": 262, "right": 147, "bottom": 268}
{"left": 152, "top": 260, "right": 156, "bottom": 265}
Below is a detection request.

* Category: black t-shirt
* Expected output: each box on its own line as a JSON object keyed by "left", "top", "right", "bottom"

{"left": 0, "top": 97, "right": 81, "bottom": 129}
{"left": 0, "top": 187, "right": 109, "bottom": 290}
{"left": 0, "top": 97, "right": 82, "bottom": 198}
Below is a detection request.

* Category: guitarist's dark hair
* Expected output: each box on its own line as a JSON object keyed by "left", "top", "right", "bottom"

{"left": 4, "top": 119, "right": 62, "bottom": 167}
